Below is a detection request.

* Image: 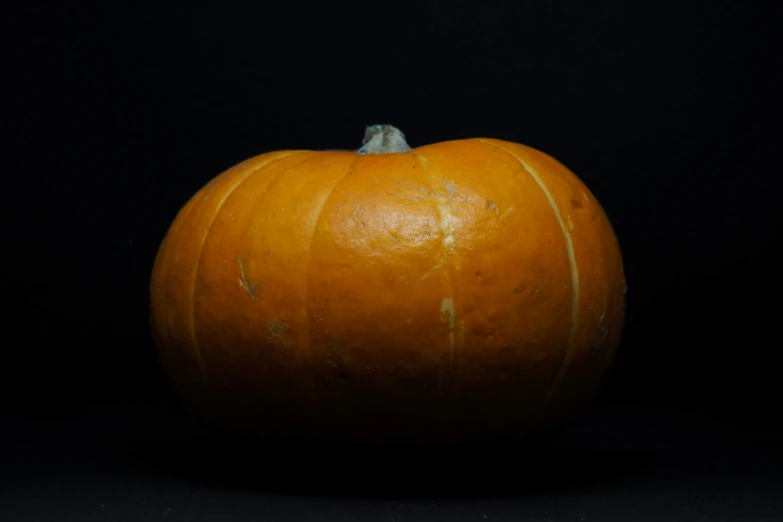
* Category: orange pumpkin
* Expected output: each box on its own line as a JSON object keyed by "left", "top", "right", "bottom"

{"left": 150, "top": 125, "right": 626, "bottom": 442}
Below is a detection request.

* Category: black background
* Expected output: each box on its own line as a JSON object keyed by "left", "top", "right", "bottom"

{"left": 4, "top": 1, "right": 782, "bottom": 520}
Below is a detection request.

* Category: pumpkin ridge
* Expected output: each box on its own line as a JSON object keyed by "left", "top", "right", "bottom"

{"left": 154, "top": 184, "right": 203, "bottom": 360}
{"left": 188, "top": 151, "right": 307, "bottom": 387}
{"left": 302, "top": 156, "right": 358, "bottom": 375}
{"left": 414, "top": 152, "right": 461, "bottom": 379}
{"left": 477, "top": 139, "right": 580, "bottom": 418}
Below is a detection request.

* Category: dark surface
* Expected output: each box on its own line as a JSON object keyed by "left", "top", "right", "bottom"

{"left": 3, "top": 405, "right": 782, "bottom": 521}
{"left": 5, "top": 0, "right": 782, "bottom": 519}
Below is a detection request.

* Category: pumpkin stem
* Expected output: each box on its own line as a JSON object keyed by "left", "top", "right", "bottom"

{"left": 357, "top": 124, "right": 412, "bottom": 154}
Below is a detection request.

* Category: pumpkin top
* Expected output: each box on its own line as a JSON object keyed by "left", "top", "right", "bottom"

{"left": 357, "top": 124, "right": 412, "bottom": 155}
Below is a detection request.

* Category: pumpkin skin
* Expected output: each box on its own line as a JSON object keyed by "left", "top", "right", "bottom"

{"left": 150, "top": 126, "right": 626, "bottom": 442}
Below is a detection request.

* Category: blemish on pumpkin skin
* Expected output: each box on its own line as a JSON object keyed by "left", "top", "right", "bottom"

{"left": 444, "top": 181, "right": 456, "bottom": 199}
{"left": 237, "top": 254, "right": 260, "bottom": 299}
{"left": 438, "top": 206, "right": 455, "bottom": 252}
{"left": 266, "top": 317, "right": 290, "bottom": 346}
{"left": 486, "top": 199, "right": 498, "bottom": 213}
{"left": 440, "top": 298, "right": 456, "bottom": 365}
{"left": 570, "top": 198, "right": 584, "bottom": 209}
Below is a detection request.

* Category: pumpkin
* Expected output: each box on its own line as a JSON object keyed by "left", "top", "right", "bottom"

{"left": 150, "top": 125, "right": 626, "bottom": 442}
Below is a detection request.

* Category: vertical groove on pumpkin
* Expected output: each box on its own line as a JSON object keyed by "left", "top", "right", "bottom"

{"left": 187, "top": 151, "right": 305, "bottom": 387}
{"left": 414, "top": 152, "right": 461, "bottom": 383}
{"left": 477, "top": 139, "right": 581, "bottom": 418}
{"left": 302, "top": 154, "right": 358, "bottom": 409}
{"left": 154, "top": 189, "right": 203, "bottom": 398}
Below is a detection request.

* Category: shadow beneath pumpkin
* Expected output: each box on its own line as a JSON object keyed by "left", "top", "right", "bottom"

{"left": 10, "top": 401, "right": 761, "bottom": 500}
{"left": 114, "top": 412, "right": 665, "bottom": 499}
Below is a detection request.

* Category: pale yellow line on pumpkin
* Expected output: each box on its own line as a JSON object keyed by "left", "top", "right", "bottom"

{"left": 477, "top": 139, "right": 580, "bottom": 413}
{"left": 415, "top": 153, "right": 458, "bottom": 372}
{"left": 188, "top": 151, "right": 306, "bottom": 385}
